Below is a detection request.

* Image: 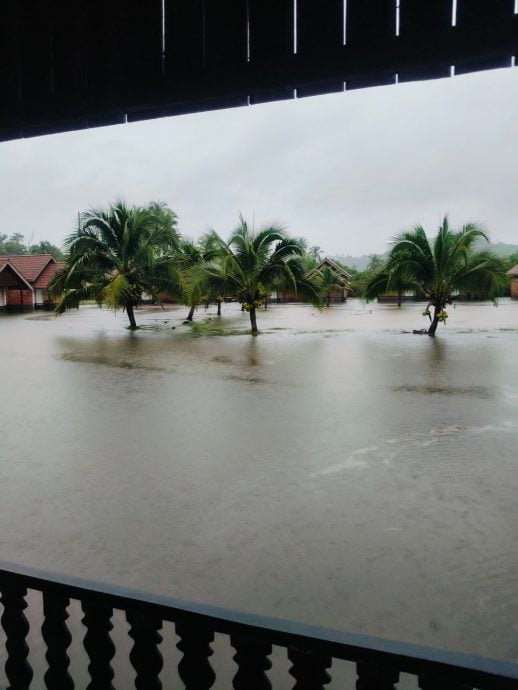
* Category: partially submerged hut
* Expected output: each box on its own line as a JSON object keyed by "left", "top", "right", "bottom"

{"left": 0, "top": 255, "right": 63, "bottom": 310}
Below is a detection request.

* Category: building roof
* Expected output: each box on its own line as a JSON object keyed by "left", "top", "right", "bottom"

{"left": 307, "top": 257, "right": 352, "bottom": 285}
{"left": 0, "top": 255, "right": 63, "bottom": 288}
{"left": 0, "top": 262, "right": 33, "bottom": 289}
{"left": 507, "top": 264, "right": 518, "bottom": 276}
{"left": 33, "top": 260, "right": 65, "bottom": 288}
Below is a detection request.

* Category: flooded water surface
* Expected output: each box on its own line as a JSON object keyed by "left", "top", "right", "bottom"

{"left": 1, "top": 300, "right": 517, "bottom": 664}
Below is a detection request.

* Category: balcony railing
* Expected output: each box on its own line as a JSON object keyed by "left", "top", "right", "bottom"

{"left": 1, "top": 560, "right": 517, "bottom": 689}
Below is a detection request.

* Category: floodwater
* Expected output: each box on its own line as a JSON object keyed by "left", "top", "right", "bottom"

{"left": 1, "top": 300, "right": 517, "bottom": 672}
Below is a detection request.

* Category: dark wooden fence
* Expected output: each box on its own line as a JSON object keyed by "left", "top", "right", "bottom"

{"left": 1, "top": 561, "right": 517, "bottom": 689}
{"left": 1, "top": 0, "right": 517, "bottom": 141}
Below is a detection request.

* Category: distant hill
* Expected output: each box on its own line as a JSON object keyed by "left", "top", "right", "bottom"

{"left": 478, "top": 241, "right": 518, "bottom": 257}
{"left": 332, "top": 254, "right": 372, "bottom": 271}
{"left": 333, "top": 241, "right": 518, "bottom": 271}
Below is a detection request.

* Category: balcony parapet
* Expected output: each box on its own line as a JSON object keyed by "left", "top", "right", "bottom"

{"left": 1, "top": 560, "right": 517, "bottom": 689}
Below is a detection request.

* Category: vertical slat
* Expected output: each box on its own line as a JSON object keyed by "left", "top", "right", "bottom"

{"left": 249, "top": 0, "right": 293, "bottom": 62}
{"left": 455, "top": 0, "right": 515, "bottom": 73}
{"left": 176, "top": 620, "right": 216, "bottom": 689}
{"left": 204, "top": 0, "right": 248, "bottom": 68}
{"left": 0, "top": 0, "right": 21, "bottom": 139}
{"left": 288, "top": 647, "right": 332, "bottom": 690}
{"left": 123, "top": 0, "right": 163, "bottom": 85}
{"left": 126, "top": 610, "right": 163, "bottom": 690}
{"left": 18, "top": 0, "right": 53, "bottom": 101}
{"left": 42, "top": 591, "right": 74, "bottom": 690}
{"left": 81, "top": 600, "right": 116, "bottom": 690}
{"left": 345, "top": 0, "right": 396, "bottom": 89}
{"left": 456, "top": 0, "right": 515, "bottom": 28}
{"left": 399, "top": 0, "right": 452, "bottom": 33}
{"left": 83, "top": 0, "right": 123, "bottom": 99}
{"left": 164, "top": 0, "right": 205, "bottom": 78}
{"left": 49, "top": 0, "right": 87, "bottom": 98}
{"left": 356, "top": 662, "right": 399, "bottom": 689}
{"left": 296, "top": 0, "right": 344, "bottom": 96}
{"left": 297, "top": 0, "right": 343, "bottom": 54}
{"left": 398, "top": 0, "right": 452, "bottom": 81}
{"left": 248, "top": 0, "right": 294, "bottom": 104}
{"left": 346, "top": 0, "right": 396, "bottom": 46}
{"left": 0, "top": 0, "right": 21, "bottom": 106}
{"left": 0, "top": 579, "right": 34, "bottom": 690}
{"left": 84, "top": 0, "right": 162, "bottom": 101}
{"left": 231, "top": 632, "right": 272, "bottom": 690}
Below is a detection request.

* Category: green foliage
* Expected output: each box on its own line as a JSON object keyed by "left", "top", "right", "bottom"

{"left": 186, "top": 216, "right": 321, "bottom": 334}
{"left": 365, "top": 216, "right": 508, "bottom": 334}
{"left": 29, "top": 240, "right": 65, "bottom": 261}
{"left": 0, "top": 233, "right": 28, "bottom": 255}
{"left": 366, "top": 253, "right": 385, "bottom": 272}
{"left": 49, "top": 200, "right": 180, "bottom": 328}
{"left": 0, "top": 233, "right": 64, "bottom": 259}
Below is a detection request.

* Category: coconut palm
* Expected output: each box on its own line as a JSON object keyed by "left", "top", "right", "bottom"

{"left": 365, "top": 217, "right": 507, "bottom": 335}
{"left": 50, "top": 200, "right": 180, "bottom": 329}
{"left": 176, "top": 233, "right": 226, "bottom": 321}
{"left": 187, "top": 217, "right": 321, "bottom": 334}
{"left": 363, "top": 266, "right": 411, "bottom": 307}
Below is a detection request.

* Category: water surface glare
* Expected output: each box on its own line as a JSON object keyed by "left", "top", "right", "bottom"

{"left": 1, "top": 300, "right": 517, "bottom": 662}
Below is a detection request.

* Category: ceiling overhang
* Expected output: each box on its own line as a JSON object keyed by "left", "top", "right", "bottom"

{"left": 0, "top": 0, "right": 517, "bottom": 142}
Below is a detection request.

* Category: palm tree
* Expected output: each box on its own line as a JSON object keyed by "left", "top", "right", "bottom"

{"left": 49, "top": 200, "right": 180, "bottom": 329}
{"left": 177, "top": 233, "right": 225, "bottom": 321}
{"left": 187, "top": 217, "right": 321, "bottom": 334}
{"left": 364, "top": 266, "right": 411, "bottom": 307}
{"left": 177, "top": 239, "right": 205, "bottom": 321}
{"left": 365, "top": 217, "right": 507, "bottom": 335}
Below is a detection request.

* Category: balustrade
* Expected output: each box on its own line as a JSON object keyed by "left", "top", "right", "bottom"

{"left": 0, "top": 561, "right": 517, "bottom": 689}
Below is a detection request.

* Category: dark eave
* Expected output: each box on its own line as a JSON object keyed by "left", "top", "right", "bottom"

{"left": 0, "top": 1, "right": 517, "bottom": 142}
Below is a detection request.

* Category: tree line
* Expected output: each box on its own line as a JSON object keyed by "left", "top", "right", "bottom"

{"left": 0, "top": 233, "right": 64, "bottom": 260}
{"left": 49, "top": 201, "right": 324, "bottom": 334}
{"left": 48, "top": 202, "right": 511, "bottom": 336}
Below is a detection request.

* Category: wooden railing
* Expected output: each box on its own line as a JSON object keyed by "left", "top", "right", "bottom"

{"left": 1, "top": 561, "right": 517, "bottom": 689}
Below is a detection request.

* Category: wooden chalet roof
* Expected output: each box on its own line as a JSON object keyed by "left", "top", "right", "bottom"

{"left": 0, "top": 254, "right": 63, "bottom": 287}
{"left": 0, "top": 1, "right": 517, "bottom": 142}
{"left": 0, "top": 262, "right": 33, "bottom": 289}
{"left": 507, "top": 264, "right": 518, "bottom": 276}
{"left": 307, "top": 257, "right": 351, "bottom": 285}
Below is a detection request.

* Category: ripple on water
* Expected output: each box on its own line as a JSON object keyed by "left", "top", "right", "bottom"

{"left": 393, "top": 384, "right": 494, "bottom": 397}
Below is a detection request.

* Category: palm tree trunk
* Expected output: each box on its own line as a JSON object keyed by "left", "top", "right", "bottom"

{"left": 397, "top": 290, "right": 402, "bottom": 307}
{"left": 217, "top": 299, "right": 221, "bottom": 316}
{"left": 326, "top": 291, "right": 330, "bottom": 308}
{"left": 249, "top": 305, "right": 258, "bottom": 335}
{"left": 428, "top": 306, "right": 440, "bottom": 336}
{"left": 126, "top": 302, "right": 138, "bottom": 330}
{"left": 186, "top": 304, "right": 195, "bottom": 321}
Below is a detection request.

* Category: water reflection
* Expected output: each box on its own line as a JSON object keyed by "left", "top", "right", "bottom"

{"left": 1, "top": 301, "right": 517, "bottom": 662}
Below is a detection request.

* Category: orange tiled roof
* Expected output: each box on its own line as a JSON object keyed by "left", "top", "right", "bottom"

{"left": 33, "top": 260, "right": 64, "bottom": 288}
{"left": 507, "top": 263, "right": 518, "bottom": 276}
{"left": 0, "top": 254, "right": 55, "bottom": 283}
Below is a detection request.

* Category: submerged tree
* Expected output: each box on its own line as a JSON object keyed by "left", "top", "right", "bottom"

{"left": 187, "top": 217, "right": 321, "bottom": 334}
{"left": 365, "top": 217, "right": 507, "bottom": 335}
{"left": 177, "top": 234, "right": 223, "bottom": 321}
{"left": 49, "top": 200, "right": 180, "bottom": 329}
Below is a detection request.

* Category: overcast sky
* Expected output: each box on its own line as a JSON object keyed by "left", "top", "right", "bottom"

{"left": 1, "top": 66, "right": 517, "bottom": 256}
